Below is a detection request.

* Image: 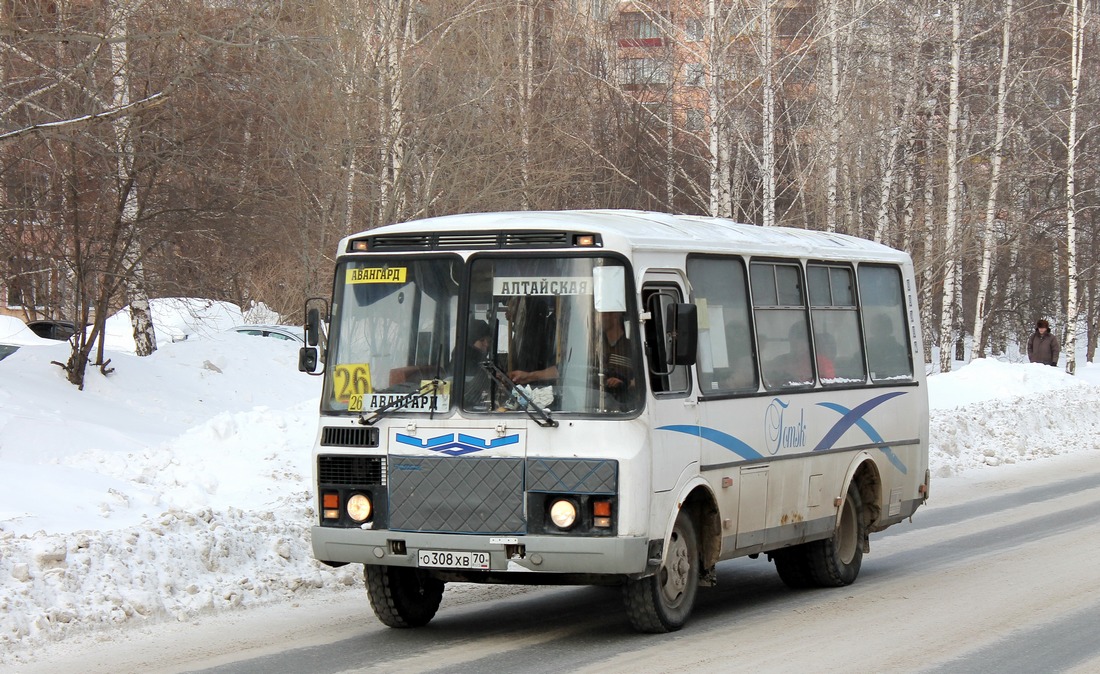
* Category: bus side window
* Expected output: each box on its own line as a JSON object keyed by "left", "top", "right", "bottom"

{"left": 642, "top": 286, "right": 691, "bottom": 395}
{"left": 858, "top": 265, "right": 914, "bottom": 382}
{"left": 686, "top": 255, "right": 758, "bottom": 394}
{"left": 808, "top": 264, "right": 866, "bottom": 385}
{"left": 751, "top": 261, "right": 813, "bottom": 390}
{"left": 752, "top": 261, "right": 814, "bottom": 389}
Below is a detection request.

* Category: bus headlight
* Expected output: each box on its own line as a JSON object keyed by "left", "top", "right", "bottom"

{"left": 347, "top": 493, "right": 373, "bottom": 522}
{"left": 549, "top": 499, "right": 578, "bottom": 529}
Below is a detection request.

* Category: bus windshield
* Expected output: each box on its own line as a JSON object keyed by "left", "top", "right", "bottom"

{"left": 464, "top": 255, "right": 642, "bottom": 416}
{"left": 322, "top": 256, "right": 461, "bottom": 414}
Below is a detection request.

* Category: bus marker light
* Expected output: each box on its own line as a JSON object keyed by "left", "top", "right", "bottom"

{"left": 323, "top": 492, "right": 340, "bottom": 519}
{"left": 593, "top": 500, "right": 612, "bottom": 517}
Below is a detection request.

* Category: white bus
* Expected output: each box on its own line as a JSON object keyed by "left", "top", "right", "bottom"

{"left": 300, "top": 209, "right": 929, "bottom": 633}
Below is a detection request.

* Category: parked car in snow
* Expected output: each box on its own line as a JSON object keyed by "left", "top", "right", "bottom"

{"left": 26, "top": 320, "right": 79, "bottom": 341}
{"left": 228, "top": 325, "right": 304, "bottom": 343}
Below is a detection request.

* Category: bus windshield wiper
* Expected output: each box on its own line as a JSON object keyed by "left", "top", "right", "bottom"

{"left": 358, "top": 378, "right": 446, "bottom": 426}
{"left": 480, "top": 359, "right": 557, "bottom": 428}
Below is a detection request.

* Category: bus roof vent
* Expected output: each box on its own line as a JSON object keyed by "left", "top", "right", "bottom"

{"left": 503, "top": 231, "right": 571, "bottom": 248}
{"left": 434, "top": 232, "right": 501, "bottom": 249}
{"left": 364, "top": 234, "right": 432, "bottom": 251}
{"left": 363, "top": 230, "right": 574, "bottom": 251}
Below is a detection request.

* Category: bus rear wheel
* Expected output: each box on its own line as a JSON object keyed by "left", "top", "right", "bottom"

{"left": 810, "top": 481, "right": 865, "bottom": 586}
{"left": 772, "top": 481, "right": 865, "bottom": 589}
{"left": 365, "top": 564, "right": 445, "bottom": 628}
{"left": 622, "top": 510, "right": 700, "bottom": 633}
{"left": 772, "top": 546, "right": 817, "bottom": 589}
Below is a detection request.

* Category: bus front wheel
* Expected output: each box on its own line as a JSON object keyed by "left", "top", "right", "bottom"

{"left": 622, "top": 510, "right": 700, "bottom": 633}
{"left": 365, "top": 564, "right": 445, "bottom": 628}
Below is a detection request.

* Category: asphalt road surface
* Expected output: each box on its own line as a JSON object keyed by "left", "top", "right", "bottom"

{"left": 20, "top": 451, "right": 1100, "bottom": 674}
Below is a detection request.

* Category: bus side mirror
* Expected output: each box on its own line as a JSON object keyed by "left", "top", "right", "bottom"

{"left": 299, "top": 299, "right": 328, "bottom": 375}
{"left": 298, "top": 346, "right": 320, "bottom": 374}
{"left": 666, "top": 303, "right": 697, "bottom": 366}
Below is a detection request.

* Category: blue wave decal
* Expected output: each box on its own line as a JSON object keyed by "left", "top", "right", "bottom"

{"left": 395, "top": 432, "right": 520, "bottom": 457}
{"left": 815, "top": 392, "right": 908, "bottom": 474}
{"left": 657, "top": 425, "right": 763, "bottom": 460}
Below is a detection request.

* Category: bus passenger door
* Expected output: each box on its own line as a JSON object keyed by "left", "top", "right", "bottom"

{"left": 642, "top": 277, "right": 699, "bottom": 493}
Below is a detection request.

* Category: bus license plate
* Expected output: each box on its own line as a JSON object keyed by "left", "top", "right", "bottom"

{"left": 417, "top": 550, "right": 490, "bottom": 570}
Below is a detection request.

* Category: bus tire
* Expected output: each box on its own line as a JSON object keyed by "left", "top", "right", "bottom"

{"left": 365, "top": 564, "right": 445, "bottom": 628}
{"left": 772, "top": 546, "right": 816, "bottom": 589}
{"left": 809, "top": 481, "right": 865, "bottom": 587}
{"left": 622, "top": 510, "right": 700, "bottom": 633}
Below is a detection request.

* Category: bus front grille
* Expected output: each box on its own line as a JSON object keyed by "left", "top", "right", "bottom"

{"left": 388, "top": 456, "right": 525, "bottom": 534}
{"left": 318, "top": 455, "right": 386, "bottom": 486}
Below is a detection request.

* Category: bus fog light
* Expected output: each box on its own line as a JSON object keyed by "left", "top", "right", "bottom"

{"left": 593, "top": 499, "right": 612, "bottom": 528}
{"left": 549, "top": 499, "right": 578, "bottom": 529}
{"left": 347, "top": 493, "right": 373, "bottom": 522}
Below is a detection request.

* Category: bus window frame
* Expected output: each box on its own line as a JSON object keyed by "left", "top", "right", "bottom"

{"left": 641, "top": 283, "right": 693, "bottom": 398}
{"left": 806, "top": 260, "right": 867, "bottom": 387}
{"left": 686, "top": 253, "right": 760, "bottom": 399}
{"left": 856, "top": 262, "right": 916, "bottom": 385}
{"left": 460, "top": 248, "right": 647, "bottom": 419}
{"left": 749, "top": 258, "right": 815, "bottom": 392}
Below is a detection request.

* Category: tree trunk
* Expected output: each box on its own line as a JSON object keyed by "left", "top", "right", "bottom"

{"left": 922, "top": 120, "right": 936, "bottom": 366}
{"left": 109, "top": 0, "right": 156, "bottom": 357}
{"left": 825, "top": 0, "right": 840, "bottom": 233}
{"left": 971, "top": 0, "right": 1013, "bottom": 360}
{"left": 1064, "top": 0, "right": 1085, "bottom": 375}
{"left": 760, "top": 0, "right": 776, "bottom": 227}
{"left": 938, "top": 0, "right": 963, "bottom": 373}
{"left": 517, "top": 0, "right": 533, "bottom": 210}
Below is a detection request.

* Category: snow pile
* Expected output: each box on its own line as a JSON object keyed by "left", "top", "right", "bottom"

{"left": 0, "top": 324, "right": 360, "bottom": 655}
{"left": 103, "top": 298, "right": 245, "bottom": 351}
{"left": 928, "top": 360, "right": 1100, "bottom": 476}
{"left": 1, "top": 306, "right": 1099, "bottom": 661}
{"left": 0, "top": 317, "right": 53, "bottom": 347}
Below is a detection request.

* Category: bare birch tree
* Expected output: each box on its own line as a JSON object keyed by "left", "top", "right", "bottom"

{"left": 107, "top": 0, "right": 156, "bottom": 357}
{"left": 759, "top": 0, "right": 777, "bottom": 227}
{"left": 1064, "top": 0, "right": 1088, "bottom": 375}
{"left": 939, "top": 0, "right": 964, "bottom": 373}
{"left": 970, "top": 0, "right": 1014, "bottom": 360}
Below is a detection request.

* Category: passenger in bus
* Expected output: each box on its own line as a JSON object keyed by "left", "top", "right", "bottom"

{"left": 815, "top": 331, "right": 837, "bottom": 381}
{"left": 597, "top": 311, "right": 634, "bottom": 402}
{"left": 865, "top": 314, "right": 911, "bottom": 379}
{"left": 503, "top": 296, "right": 555, "bottom": 378}
{"left": 763, "top": 322, "right": 813, "bottom": 388}
{"left": 510, "top": 312, "right": 635, "bottom": 406}
{"left": 460, "top": 319, "right": 493, "bottom": 407}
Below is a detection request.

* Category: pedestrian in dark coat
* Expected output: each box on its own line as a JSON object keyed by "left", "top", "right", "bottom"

{"left": 1027, "top": 319, "right": 1061, "bottom": 366}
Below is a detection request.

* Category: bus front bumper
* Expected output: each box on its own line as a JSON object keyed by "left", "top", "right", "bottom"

{"left": 311, "top": 526, "right": 651, "bottom": 575}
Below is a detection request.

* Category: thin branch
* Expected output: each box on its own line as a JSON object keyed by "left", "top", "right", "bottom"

{"left": 0, "top": 92, "right": 168, "bottom": 145}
